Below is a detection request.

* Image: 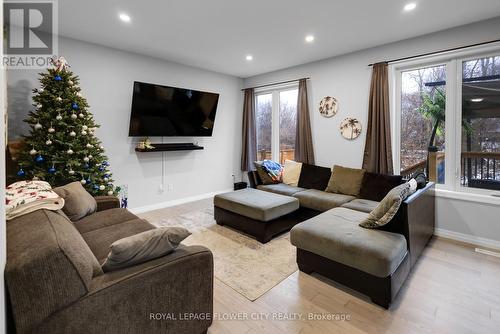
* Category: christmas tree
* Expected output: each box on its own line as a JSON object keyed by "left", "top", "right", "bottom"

{"left": 16, "top": 56, "right": 119, "bottom": 196}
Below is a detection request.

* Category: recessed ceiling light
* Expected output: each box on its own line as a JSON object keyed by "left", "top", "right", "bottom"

{"left": 404, "top": 3, "right": 417, "bottom": 11}
{"left": 471, "top": 98, "right": 484, "bottom": 103}
{"left": 246, "top": 55, "right": 253, "bottom": 61}
{"left": 305, "top": 35, "right": 315, "bottom": 43}
{"left": 119, "top": 13, "right": 131, "bottom": 23}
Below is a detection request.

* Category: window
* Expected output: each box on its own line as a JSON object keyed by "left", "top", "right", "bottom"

{"left": 394, "top": 46, "right": 500, "bottom": 195}
{"left": 255, "top": 87, "right": 298, "bottom": 164}
{"left": 461, "top": 55, "right": 500, "bottom": 191}
{"left": 400, "top": 65, "right": 446, "bottom": 184}
{"left": 256, "top": 93, "right": 272, "bottom": 161}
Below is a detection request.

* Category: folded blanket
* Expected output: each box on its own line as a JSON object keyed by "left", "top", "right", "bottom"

{"left": 261, "top": 160, "right": 283, "bottom": 183}
{"left": 6, "top": 181, "right": 65, "bottom": 220}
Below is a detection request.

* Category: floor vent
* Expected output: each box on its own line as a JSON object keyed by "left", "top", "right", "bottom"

{"left": 475, "top": 248, "right": 500, "bottom": 258}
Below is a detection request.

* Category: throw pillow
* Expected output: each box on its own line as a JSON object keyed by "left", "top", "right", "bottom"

{"left": 53, "top": 181, "right": 97, "bottom": 221}
{"left": 325, "top": 165, "right": 366, "bottom": 197}
{"left": 359, "top": 172, "right": 403, "bottom": 202}
{"left": 359, "top": 181, "right": 416, "bottom": 229}
{"left": 282, "top": 160, "right": 303, "bottom": 186}
{"left": 297, "top": 163, "right": 332, "bottom": 190}
{"left": 101, "top": 226, "right": 191, "bottom": 272}
{"left": 254, "top": 160, "right": 282, "bottom": 184}
{"left": 411, "top": 171, "right": 427, "bottom": 189}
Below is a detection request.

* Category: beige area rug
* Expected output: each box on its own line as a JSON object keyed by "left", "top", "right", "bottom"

{"left": 154, "top": 208, "right": 298, "bottom": 301}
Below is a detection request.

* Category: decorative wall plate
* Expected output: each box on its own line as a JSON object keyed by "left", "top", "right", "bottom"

{"left": 340, "top": 117, "right": 362, "bottom": 140}
{"left": 319, "top": 96, "right": 338, "bottom": 118}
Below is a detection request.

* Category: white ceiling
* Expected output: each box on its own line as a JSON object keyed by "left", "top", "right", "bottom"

{"left": 58, "top": 0, "right": 500, "bottom": 78}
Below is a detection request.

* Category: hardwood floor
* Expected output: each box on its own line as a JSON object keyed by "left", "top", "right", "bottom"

{"left": 140, "top": 199, "right": 500, "bottom": 334}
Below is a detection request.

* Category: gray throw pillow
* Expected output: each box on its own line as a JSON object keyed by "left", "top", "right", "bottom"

{"left": 101, "top": 227, "right": 191, "bottom": 272}
{"left": 53, "top": 181, "right": 97, "bottom": 221}
{"left": 359, "top": 181, "right": 416, "bottom": 229}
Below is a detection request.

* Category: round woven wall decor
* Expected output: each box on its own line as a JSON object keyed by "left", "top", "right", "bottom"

{"left": 319, "top": 96, "right": 338, "bottom": 118}
{"left": 340, "top": 117, "right": 362, "bottom": 140}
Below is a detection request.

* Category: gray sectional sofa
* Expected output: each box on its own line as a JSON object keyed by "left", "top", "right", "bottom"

{"left": 242, "top": 163, "right": 435, "bottom": 308}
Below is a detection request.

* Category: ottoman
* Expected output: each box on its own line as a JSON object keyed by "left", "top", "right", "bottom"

{"left": 214, "top": 188, "right": 300, "bottom": 243}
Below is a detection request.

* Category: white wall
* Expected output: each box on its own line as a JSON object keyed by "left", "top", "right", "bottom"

{"left": 244, "top": 17, "right": 500, "bottom": 246}
{"left": 7, "top": 37, "right": 243, "bottom": 210}
{"left": 435, "top": 196, "right": 500, "bottom": 248}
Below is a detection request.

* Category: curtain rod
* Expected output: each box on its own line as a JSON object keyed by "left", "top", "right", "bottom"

{"left": 241, "top": 77, "right": 310, "bottom": 91}
{"left": 368, "top": 39, "right": 500, "bottom": 67}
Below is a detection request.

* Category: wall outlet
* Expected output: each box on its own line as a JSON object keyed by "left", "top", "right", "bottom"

{"left": 167, "top": 184, "right": 174, "bottom": 192}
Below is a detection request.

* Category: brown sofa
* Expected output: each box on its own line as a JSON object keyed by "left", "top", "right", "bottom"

{"left": 6, "top": 196, "right": 213, "bottom": 334}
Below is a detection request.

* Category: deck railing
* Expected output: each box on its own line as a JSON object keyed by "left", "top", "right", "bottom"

{"left": 257, "top": 149, "right": 295, "bottom": 165}
{"left": 461, "top": 151, "right": 500, "bottom": 189}
{"left": 401, "top": 151, "right": 500, "bottom": 189}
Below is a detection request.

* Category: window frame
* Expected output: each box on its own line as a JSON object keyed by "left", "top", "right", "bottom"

{"left": 254, "top": 83, "right": 298, "bottom": 163}
{"left": 390, "top": 42, "right": 500, "bottom": 199}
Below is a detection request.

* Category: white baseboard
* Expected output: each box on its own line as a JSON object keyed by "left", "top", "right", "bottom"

{"left": 435, "top": 228, "right": 500, "bottom": 251}
{"left": 129, "top": 188, "right": 233, "bottom": 215}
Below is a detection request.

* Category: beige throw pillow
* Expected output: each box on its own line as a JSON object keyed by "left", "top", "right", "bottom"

{"left": 282, "top": 160, "right": 303, "bottom": 186}
{"left": 53, "top": 181, "right": 97, "bottom": 221}
{"left": 325, "top": 165, "right": 365, "bottom": 197}
{"left": 359, "top": 181, "right": 416, "bottom": 229}
{"left": 102, "top": 227, "right": 191, "bottom": 272}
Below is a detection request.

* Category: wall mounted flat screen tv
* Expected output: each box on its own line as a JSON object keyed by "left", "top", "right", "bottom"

{"left": 129, "top": 81, "right": 219, "bottom": 137}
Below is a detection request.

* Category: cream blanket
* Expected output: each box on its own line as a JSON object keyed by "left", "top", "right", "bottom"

{"left": 6, "top": 181, "right": 65, "bottom": 220}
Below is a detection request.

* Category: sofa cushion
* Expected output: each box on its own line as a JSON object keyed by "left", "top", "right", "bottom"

{"left": 297, "top": 163, "right": 332, "bottom": 190}
{"left": 290, "top": 207, "right": 407, "bottom": 278}
{"left": 257, "top": 183, "right": 306, "bottom": 196}
{"left": 282, "top": 160, "right": 303, "bottom": 186}
{"left": 6, "top": 209, "right": 103, "bottom": 333}
{"left": 293, "top": 189, "right": 355, "bottom": 212}
{"left": 73, "top": 208, "right": 138, "bottom": 234}
{"left": 359, "top": 172, "right": 403, "bottom": 202}
{"left": 53, "top": 181, "right": 97, "bottom": 221}
{"left": 81, "top": 218, "right": 156, "bottom": 262}
{"left": 102, "top": 227, "right": 191, "bottom": 272}
{"left": 325, "top": 165, "right": 365, "bottom": 197}
{"left": 360, "top": 182, "right": 415, "bottom": 229}
{"left": 341, "top": 199, "right": 380, "bottom": 213}
{"left": 254, "top": 160, "right": 282, "bottom": 184}
{"left": 214, "top": 188, "right": 299, "bottom": 222}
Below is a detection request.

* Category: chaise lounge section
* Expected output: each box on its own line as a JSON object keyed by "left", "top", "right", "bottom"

{"left": 290, "top": 182, "right": 435, "bottom": 308}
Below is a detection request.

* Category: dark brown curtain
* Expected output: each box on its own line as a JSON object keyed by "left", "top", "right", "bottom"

{"left": 241, "top": 88, "right": 257, "bottom": 171}
{"left": 362, "top": 62, "right": 393, "bottom": 174}
{"left": 295, "top": 79, "right": 315, "bottom": 164}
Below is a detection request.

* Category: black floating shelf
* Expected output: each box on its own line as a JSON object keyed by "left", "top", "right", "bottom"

{"left": 135, "top": 143, "right": 204, "bottom": 152}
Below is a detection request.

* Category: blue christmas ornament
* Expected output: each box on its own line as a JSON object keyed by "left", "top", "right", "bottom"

{"left": 99, "top": 167, "right": 104, "bottom": 172}
{"left": 102, "top": 161, "right": 108, "bottom": 166}
{"left": 17, "top": 168, "right": 26, "bottom": 177}
{"left": 54, "top": 75, "right": 62, "bottom": 81}
{"left": 104, "top": 174, "right": 110, "bottom": 178}
{"left": 48, "top": 166, "right": 56, "bottom": 174}
{"left": 86, "top": 178, "right": 92, "bottom": 184}
{"left": 93, "top": 184, "right": 100, "bottom": 190}
{"left": 71, "top": 102, "right": 79, "bottom": 110}
{"left": 35, "top": 155, "right": 44, "bottom": 163}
